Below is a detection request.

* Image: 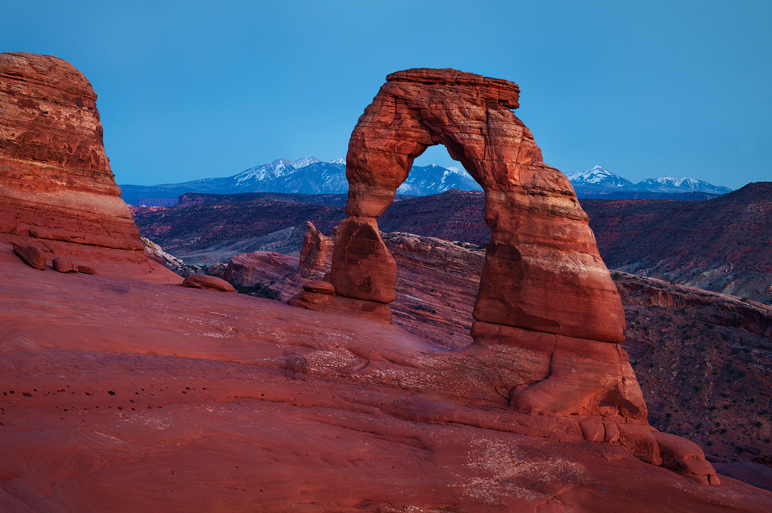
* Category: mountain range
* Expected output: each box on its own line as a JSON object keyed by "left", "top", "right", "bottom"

{"left": 120, "top": 159, "right": 731, "bottom": 206}
{"left": 567, "top": 165, "right": 733, "bottom": 197}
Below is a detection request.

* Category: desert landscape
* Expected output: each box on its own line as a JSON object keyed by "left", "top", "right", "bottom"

{"left": 1, "top": 50, "right": 771, "bottom": 512}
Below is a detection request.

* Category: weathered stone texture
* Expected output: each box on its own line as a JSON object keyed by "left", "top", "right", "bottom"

{"left": 0, "top": 52, "right": 143, "bottom": 252}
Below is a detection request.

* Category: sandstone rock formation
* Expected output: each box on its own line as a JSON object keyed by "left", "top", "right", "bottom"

{"left": 224, "top": 251, "right": 299, "bottom": 289}
{"left": 332, "top": 68, "right": 624, "bottom": 336}
{"left": 313, "top": 68, "right": 636, "bottom": 415}
{"left": 303, "top": 280, "right": 335, "bottom": 295}
{"left": 0, "top": 52, "right": 178, "bottom": 284}
{"left": 654, "top": 430, "right": 721, "bottom": 485}
{"left": 298, "top": 221, "right": 334, "bottom": 276}
{"left": 0, "top": 52, "right": 143, "bottom": 252}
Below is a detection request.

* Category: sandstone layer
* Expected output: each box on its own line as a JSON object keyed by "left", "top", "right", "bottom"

{"left": 0, "top": 52, "right": 142, "bottom": 252}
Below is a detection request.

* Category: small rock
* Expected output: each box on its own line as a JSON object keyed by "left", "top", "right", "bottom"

{"left": 182, "top": 274, "right": 236, "bottom": 293}
{"left": 77, "top": 265, "right": 96, "bottom": 275}
{"left": 13, "top": 245, "right": 46, "bottom": 270}
{"left": 303, "top": 280, "right": 336, "bottom": 295}
{"left": 53, "top": 256, "right": 77, "bottom": 273}
{"left": 652, "top": 430, "right": 720, "bottom": 485}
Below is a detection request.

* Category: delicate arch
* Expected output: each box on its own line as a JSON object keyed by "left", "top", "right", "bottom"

{"left": 331, "top": 68, "right": 625, "bottom": 343}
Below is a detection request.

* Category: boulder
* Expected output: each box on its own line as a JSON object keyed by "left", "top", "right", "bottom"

{"left": 182, "top": 274, "right": 236, "bottom": 293}
{"left": 77, "top": 265, "right": 96, "bottom": 275}
{"left": 52, "top": 256, "right": 77, "bottom": 273}
{"left": 13, "top": 245, "right": 46, "bottom": 270}
{"left": 653, "top": 430, "right": 720, "bottom": 485}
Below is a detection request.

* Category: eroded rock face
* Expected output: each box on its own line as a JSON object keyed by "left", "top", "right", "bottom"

{"left": 0, "top": 52, "right": 143, "bottom": 252}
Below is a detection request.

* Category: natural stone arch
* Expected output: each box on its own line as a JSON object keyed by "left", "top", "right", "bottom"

{"left": 291, "top": 68, "right": 652, "bottom": 430}
{"left": 332, "top": 68, "right": 625, "bottom": 343}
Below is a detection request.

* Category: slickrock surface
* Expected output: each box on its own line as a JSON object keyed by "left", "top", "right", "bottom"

{"left": 2, "top": 241, "right": 771, "bottom": 512}
{"left": 0, "top": 52, "right": 143, "bottom": 253}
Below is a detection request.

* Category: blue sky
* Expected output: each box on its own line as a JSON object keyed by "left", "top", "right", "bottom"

{"left": 3, "top": 1, "right": 770, "bottom": 188}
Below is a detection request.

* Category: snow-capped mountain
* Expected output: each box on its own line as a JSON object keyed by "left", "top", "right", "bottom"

{"left": 397, "top": 164, "right": 482, "bottom": 195}
{"left": 635, "top": 176, "right": 733, "bottom": 195}
{"left": 120, "top": 158, "right": 484, "bottom": 206}
{"left": 120, "top": 159, "right": 733, "bottom": 206}
{"left": 565, "top": 166, "right": 634, "bottom": 188}
{"left": 567, "top": 165, "right": 733, "bottom": 199}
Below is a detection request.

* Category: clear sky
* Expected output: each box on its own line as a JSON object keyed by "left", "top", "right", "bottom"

{"left": 3, "top": 1, "right": 770, "bottom": 188}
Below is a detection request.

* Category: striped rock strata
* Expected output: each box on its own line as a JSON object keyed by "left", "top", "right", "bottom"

{"left": 0, "top": 52, "right": 143, "bottom": 253}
